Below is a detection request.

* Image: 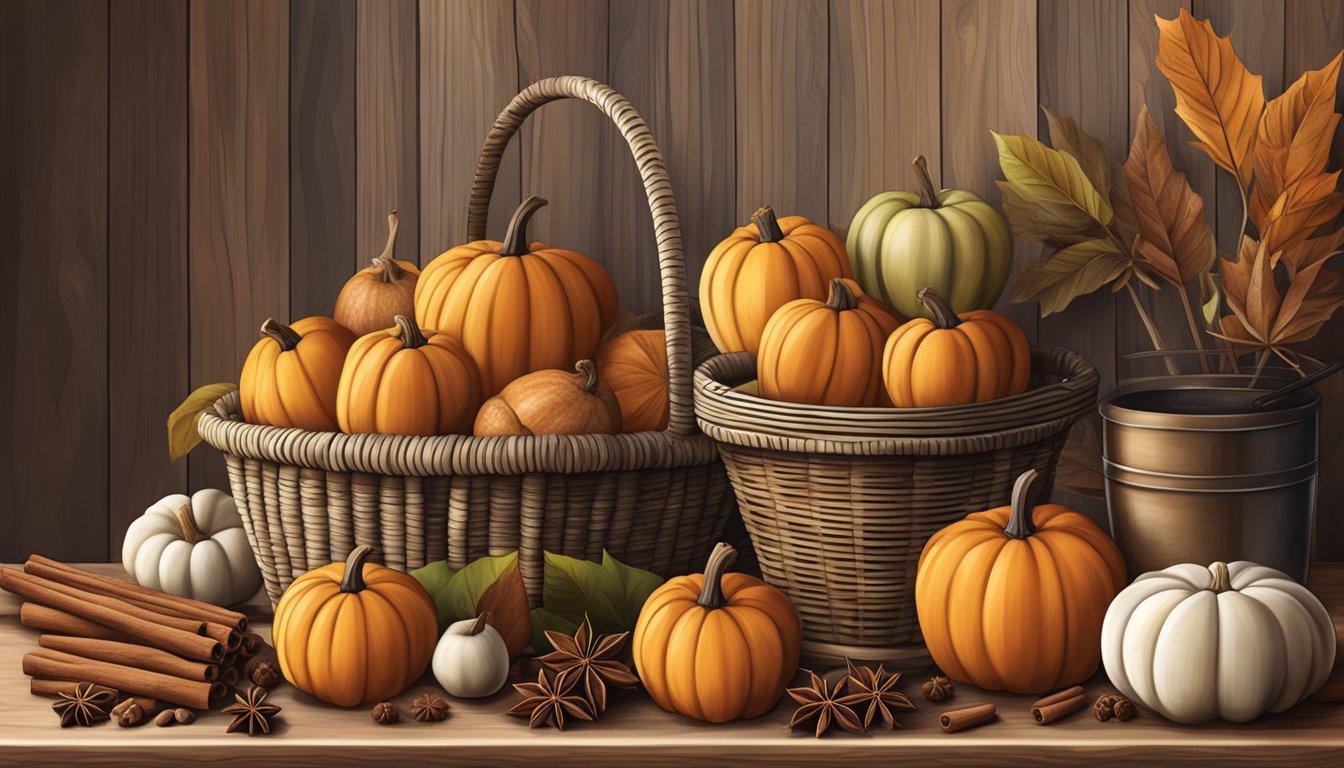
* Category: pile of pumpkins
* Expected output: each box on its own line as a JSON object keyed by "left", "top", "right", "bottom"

{"left": 699, "top": 156, "right": 1029, "bottom": 409}
{"left": 239, "top": 196, "right": 680, "bottom": 438}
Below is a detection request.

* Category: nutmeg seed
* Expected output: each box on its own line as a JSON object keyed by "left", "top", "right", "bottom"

{"left": 154, "top": 709, "right": 176, "bottom": 727}
{"left": 174, "top": 708, "right": 196, "bottom": 724}
{"left": 371, "top": 701, "right": 399, "bottom": 725}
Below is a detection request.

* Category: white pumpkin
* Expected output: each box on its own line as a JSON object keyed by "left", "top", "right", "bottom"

{"left": 1101, "top": 561, "right": 1336, "bottom": 723}
{"left": 121, "top": 489, "right": 261, "bottom": 607}
{"left": 432, "top": 613, "right": 510, "bottom": 698}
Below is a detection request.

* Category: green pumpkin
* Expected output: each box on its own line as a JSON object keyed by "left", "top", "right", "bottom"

{"left": 846, "top": 156, "right": 1014, "bottom": 320}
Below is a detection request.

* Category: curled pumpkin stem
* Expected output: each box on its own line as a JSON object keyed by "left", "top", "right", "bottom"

{"left": 394, "top": 315, "right": 428, "bottom": 349}
{"left": 172, "top": 503, "right": 208, "bottom": 545}
{"left": 340, "top": 545, "right": 376, "bottom": 594}
{"left": 912, "top": 155, "right": 940, "bottom": 208}
{"left": 826, "top": 278, "right": 859, "bottom": 312}
{"left": 259, "top": 319, "right": 302, "bottom": 352}
{"left": 752, "top": 206, "right": 786, "bottom": 243}
{"left": 501, "top": 196, "right": 548, "bottom": 257}
{"left": 575, "top": 359, "right": 599, "bottom": 394}
{"left": 916, "top": 287, "right": 961, "bottom": 329}
{"left": 374, "top": 210, "right": 404, "bottom": 282}
{"left": 695, "top": 542, "right": 738, "bottom": 610}
{"left": 1003, "top": 469, "right": 1040, "bottom": 540}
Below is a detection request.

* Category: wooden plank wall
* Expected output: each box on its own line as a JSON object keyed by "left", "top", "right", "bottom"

{"left": 1, "top": 0, "right": 1343, "bottom": 563}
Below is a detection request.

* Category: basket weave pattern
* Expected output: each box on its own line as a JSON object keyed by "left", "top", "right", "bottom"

{"left": 694, "top": 346, "right": 1098, "bottom": 659}
{"left": 199, "top": 76, "right": 733, "bottom": 606}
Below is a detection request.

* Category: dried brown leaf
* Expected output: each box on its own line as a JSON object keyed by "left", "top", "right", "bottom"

{"left": 1011, "top": 238, "right": 1131, "bottom": 316}
{"left": 995, "top": 181, "right": 1103, "bottom": 246}
{"left": 1110, "top": 164, "right": 1141, "bottom": 248}
{"left": 1156, "top": 8, "right": 1265, "bottom": 189}
{"left": 1042, "top": 107, "right": 1112, "bottom": 197}
{"left": 477, "top": 561, "right": 532, "bottom": 658}
{"left": 1251, "top": 52, "right": 1343, "bottom": 229}
{"left": 1261, "top": 172, "right": 1344, "bottom": 259}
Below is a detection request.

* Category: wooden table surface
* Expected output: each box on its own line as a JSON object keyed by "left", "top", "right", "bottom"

{"left": 0, "top": 563, "right": 1341, "bottom": 767}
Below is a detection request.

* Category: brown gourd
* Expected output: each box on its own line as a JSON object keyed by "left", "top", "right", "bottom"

{"left": 334, "top": 211, "right": 421, "bottom": 337}
{"left": 473, "top": 360, "right": 622, "bottom": 436}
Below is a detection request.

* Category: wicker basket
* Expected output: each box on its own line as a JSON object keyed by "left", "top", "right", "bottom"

{"left": 693, "top": 346, "right": 1098, "bottom": 667}
{"left": 198, "top": 76, "right": 734, "bottom": 607}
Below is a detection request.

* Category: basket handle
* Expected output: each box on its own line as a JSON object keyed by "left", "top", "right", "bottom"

{"left": 467, "top": 76, "right": 696, "bottom": 438}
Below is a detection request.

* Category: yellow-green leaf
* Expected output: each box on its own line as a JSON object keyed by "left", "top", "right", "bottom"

{"left": 994, "top": 131, "right": 1114, "bottom": 227}
{"left": 1011, "top": 238, "right": 1131, "bottom": 316}
{"left": 167, "top": 383, "right": 237, "bottom": 461}
{"left": 1041, "top": 107, "right": 1111, "bottom": 197}
{"left": 995, "top": 181, "right": 1103, "bottom": 246}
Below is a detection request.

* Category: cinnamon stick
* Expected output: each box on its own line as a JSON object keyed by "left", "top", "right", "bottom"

{"left": 23, "top": 649, "right": 220, "bottom": 709}
{"left": 1032, "top": 692, "right": 1087, "bottom": 725}
{"left": 1032, "top": 685, "right": 1085, "bottom": 709}
{"left": 3, "top": 567, "right": 205, "bottom": 635}
{"left": 20, "top": 603, "right": 134, "bottom": 642}
{"left": 940, "top": 703, "right": 997, "bottom": 733}
{"left": 39, "top": 635, "right": 220, "bottom": 682}
{"left": 0, "top": 568, "right": 221, "bottom": 661}
{"left": 25, "top": 555, "right": 248, "bottom": 631}
{"left": 29, "top": 678, "right": 118, "bottom": 699}
{"left": 221, "top": 664, "right": 240, "bottom": 686}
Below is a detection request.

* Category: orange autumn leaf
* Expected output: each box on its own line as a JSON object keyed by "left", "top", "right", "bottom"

{"left": 1260, "top": 171, "right": 1344, "bottom": 260}
{"left": 1156, "top": 8, "right": 1264, "bottom": 190}
{"left": 1219, "top": 232, "right": 1344, "bottom": 348}
{"left": 1251, "top": 52, "right": 1343, "bottom": 229}
{"left": 1123, "top": 105, "right": 1216, "bottom": 286}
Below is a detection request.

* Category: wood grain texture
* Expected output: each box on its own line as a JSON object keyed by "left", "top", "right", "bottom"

{"left": 357, "top": 0, "right": 420, "bottom": 264}
{"left": 942, "top": 0, "right": 1040, "bottom": 340}
{"left": 290, "top": 0, "right": 357, "bottom": 319}
{"left": 0, "top": 564, "right": 1342, "bottom": 765}
{"left": 108, "top": 0, "right": 189, "bottom": 558}
{"left": 188, "top": 0, "right": 289, "bottom": 493}
{"left": 828, "top": 0, "right": 941, "bottom": 241}
{"left": 419, "top": 0, "right": 519, "bottom": 257}
{"left": 734, "top": 0, "right": 828, "bottom": 224}
{"left": 0, "top": 0, "right": 109, "bottom": 562}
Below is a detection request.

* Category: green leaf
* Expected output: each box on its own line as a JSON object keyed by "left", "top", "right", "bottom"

{"left": 541, "top": 550, "right": 663, "bottom": 636}
{"left": 167, "top": 383, "right": 238, "bottom": 461}
{"left": 994, "top": 131, "right": 1114, "bottom": 227}
{"left": 529, "top": 607, "right": 579, "bottom": 655}
{"left": 1011, "top": 238, "right": 1132, "bottom": 316}
{"left": 410, "top": 560, "right": 459, "bottom": 631}
{"left": 442, "top": 552, "right": 519, "bottom": 621}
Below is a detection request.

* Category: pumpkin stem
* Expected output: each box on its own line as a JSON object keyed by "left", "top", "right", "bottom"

{"left": 339, "top": 545, "right": 376, "bottom": 594}
{"left": 1003, "top": 469, "right": 1040, "bottom": 540}
{"left": 695, "top": 542, "right": 738, "bottom": 610}
{"left": 912, "top": 155, "right": 940, "bottom": 208}
{"left": 916, "top": 287, "right": 961, "bottom": 329}
{"left": 467, "top": 612, "right": 489, "bottom": 636}
{"left": 826, "top": 278, "right": 860, "bottom": 312}
{"left": 1209, "top": 562, "right": 1231, "bottom": 593}
{"left": 171, "top": 502, "right": 208, "bottom": 545}
{"left": 575, "top": 359, "right": 599, "bottom": 394}
{"left": 394, "top": 315, "right": 428, "bottom": 349}
{"left": 752, "top": 206, "right": 786, "bottom": 243}
{"left": 372, "top": 210, "right": 404, "bottom": 283}
{"left": 501, "top": 195, "right": 548, "bottom": 256}
{"left": 259, "top": 319, "right": 302, "bottom": 352}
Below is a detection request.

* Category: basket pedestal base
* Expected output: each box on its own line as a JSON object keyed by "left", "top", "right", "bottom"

{"left": 800, "top": 639, "right": 933, "bottom": 671}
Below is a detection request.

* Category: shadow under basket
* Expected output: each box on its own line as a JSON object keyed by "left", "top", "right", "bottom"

{"left": 693, "top": 345, "right": 1099, "bottom": 668}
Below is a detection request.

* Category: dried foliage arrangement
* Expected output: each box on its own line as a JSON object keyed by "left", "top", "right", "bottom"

{"left": 997, "top": 8, "right": 1344, "bottom": 380}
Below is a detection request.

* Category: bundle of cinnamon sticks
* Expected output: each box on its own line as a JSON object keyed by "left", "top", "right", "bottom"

{"left": 0, "top": 555, "right": 264, "bottom": 710}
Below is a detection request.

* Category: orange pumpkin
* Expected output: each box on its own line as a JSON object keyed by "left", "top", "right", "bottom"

{"left": 239, "top": 316, "right": 356, "bottom": 431}
{"left": 273, "top": 545, "right": 438, "bottom": 707}
{"left": 915, "top": 470, "right": 1127, "bottom": 693}
{"left": 882, "top": 287, "right": 1030, "bottom": 407}
{"left": 334, "top": 210, "right": 421, "bottom": 337}
{"left": 699, "top": 206, "right": 852, "bottom": 354}
{"left": 474, "top": 359, "right": 621, "bottom": 436}
{"left": 414, "top": 196, "right": 619, "bottom": 396}
{"left": 336, "top": 315, "right": 482, "bottom": 435}
{"left": 757, "top": 277, "right": 902, "bottom": 407}
{"left": 632, "top": 542, "right": 801, "bottom": 723}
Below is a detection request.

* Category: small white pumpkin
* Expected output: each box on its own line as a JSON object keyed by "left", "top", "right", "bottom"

{"left": 1101, "top": 561, "right": 1336, "bottom": 723}
{"left": 121, "top": 489, "right": 261, "bottom": 607}
{"left": 432, "top": 613, "right": 510, "bottom": 698}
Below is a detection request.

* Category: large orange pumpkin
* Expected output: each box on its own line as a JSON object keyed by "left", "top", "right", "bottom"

{"left": 699, "top": 206, "right": 852, "bottom": 354}
{"left": 632, "top": 542, "right": 801, "bottom": 723}
{"left": 915, "top": 470, "right": 1127, "bottom": 693}
{"left": 882, "top": 287, "right": 1030, "bottom": 407}
{"left": 757, "top": 278, "right": 902, "bottom": 407}
{"left": 334, "top": 210, "right": 421, "bottom": 337}
{"left": 414, "top": 196, "right": 619, "bottom": 395}
{"left": 474, "top": 359, "right": 621, "bottom": 436}
{"left": 239, "top": 316, "right": 356, "bottom": 431}
{"left": 336, "top": 315, "right": 482, "bottom": 435}
{"left": 273, "top": 545, "right": 438, "bottom": 707}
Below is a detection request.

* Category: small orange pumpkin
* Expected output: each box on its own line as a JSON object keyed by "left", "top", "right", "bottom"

{"left": 415, "top": 196, "right": 619, "bottom": 396}
{"left": 882, "top": 286, "right": 1030, "bottom": 407}
{"left": 334, "top": 210, "right": 421, "bottom": 337}
{"left": 633, "top": 542, "right": 801, "bottom": 723}
{"left": 239, "top": 317, "right": 356, "bottom": 431}
{"left": 758, "top": 277, "right": 903, "bottom": 407}
{"left": 915, "top": 470, "right": 1127, "bottom": 693}
{"left": 336, "top": 315, "right": 482, "bottom": 435}
{"left": 699, "top": 206, "right": 852, "bottom": 354}
{"left": 273, "top": 545, "right": 438, "bottom": 707}
{"left": 474, "top": 359, "right": 621, "bottom": 436}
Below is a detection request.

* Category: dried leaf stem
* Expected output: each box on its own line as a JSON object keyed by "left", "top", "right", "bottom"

{"left": 1124, "top": 282, "right": 1180, "bottom": 375}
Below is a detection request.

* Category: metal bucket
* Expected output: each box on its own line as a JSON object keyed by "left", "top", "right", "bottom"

{"left": 1099, "top": 375, "right": 1320, "bottom": 583}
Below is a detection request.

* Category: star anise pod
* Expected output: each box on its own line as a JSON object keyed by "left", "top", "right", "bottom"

{"left": 506, "top": 667, "right": 594, "bottom": 731}
{"left": 410, "top": 692, "right": 450, "bottom": 722}
{"left": 52, "top": 682, "right": 115, "bottom": 727}
{"left": 539, "top": 615, "right": 639, "bottom": 714}
{"left": 787, "top": 671, "right": 865, "bottom": 738}
{"left": 222, "top": 686, "right": 281, "bottom": 736}
{"left": 839, "top": 660, "right": 916, "bottom": 730}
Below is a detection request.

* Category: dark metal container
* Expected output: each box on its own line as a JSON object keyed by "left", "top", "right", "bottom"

{"left": 1099, "top": 375, "right": 1320, "bottom": 583}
